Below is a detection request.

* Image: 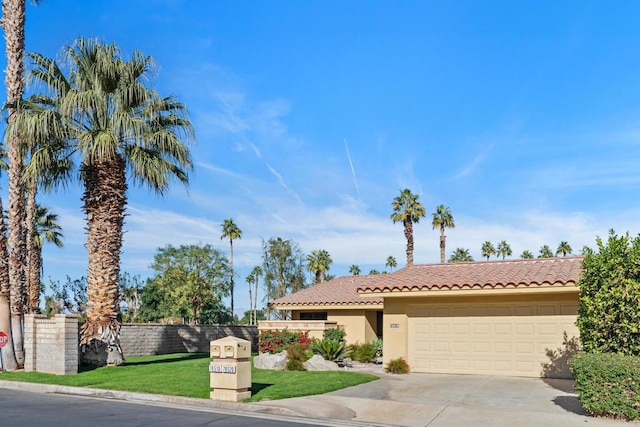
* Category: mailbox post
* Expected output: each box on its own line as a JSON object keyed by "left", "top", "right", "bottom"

{"left": 209, "top": 336, "right": 251, "bottom": 402}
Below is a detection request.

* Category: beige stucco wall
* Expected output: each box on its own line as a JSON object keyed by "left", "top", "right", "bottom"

{"left": 382, "top": 298, "right": 409, "bottom": 362}
{"left": 258, "top": 319, "right": 338, "bottom": 340}
{"left": 289, "top": 309, "right": 380, "bottom": 344}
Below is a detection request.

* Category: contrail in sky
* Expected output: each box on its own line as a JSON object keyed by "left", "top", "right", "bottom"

{"left": 344, "top": 139, "right": 361, "bottom": 202}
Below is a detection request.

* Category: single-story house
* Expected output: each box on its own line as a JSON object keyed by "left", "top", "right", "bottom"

{"left": 266, "top": 274, "right": 384, "bottom": 343}
{"left": 266, "top": 256, "right": 582, "bottom": 378}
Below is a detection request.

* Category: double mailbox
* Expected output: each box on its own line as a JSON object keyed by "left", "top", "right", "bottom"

{"left": 209, "top": 336, "right": 251, "bottom": 402}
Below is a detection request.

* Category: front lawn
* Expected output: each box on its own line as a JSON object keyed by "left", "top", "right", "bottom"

{"left": 0, "top": 353, "right": 378, "bottom": 402}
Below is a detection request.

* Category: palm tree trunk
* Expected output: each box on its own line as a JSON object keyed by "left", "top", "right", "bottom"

{"left": 0, "top": 193, "right": 17, "bottom": 371}
{"left": 440, "top": 227, "right": 446, "bottom": 264}
{"left": 4, "top": 0, "right": 27, "bottom": 367}
{"left": 229, "top": 239, "right": 234, "bottom": 317}
{"left": 404, "top": 218, "right": 414, "bottom": 265}
{"left": 80, "top": 157, "right": 126, "bottom": 367}
{"left": 25, "top": 181, "right": 40, "bottom": 313}
{"left": 254, "top": 274, "right": 259, "bottom": 326}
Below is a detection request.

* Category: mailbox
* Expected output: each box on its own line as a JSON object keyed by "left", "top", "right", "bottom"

{"left": 209, "top": 336, "right": 251, "bottom": 402}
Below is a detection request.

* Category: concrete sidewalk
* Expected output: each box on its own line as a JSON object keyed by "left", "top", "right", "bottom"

{"left": 0, "top": 370, "right": 625, "bottom": 427}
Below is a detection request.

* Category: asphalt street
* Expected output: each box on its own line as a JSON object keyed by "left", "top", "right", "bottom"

{"left": 0, "top": 388, "right": 326, "bottom": 427}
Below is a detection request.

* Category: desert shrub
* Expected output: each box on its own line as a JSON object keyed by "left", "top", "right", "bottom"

{"left": 577, "top": 231, "right": 640, "bottom": 355}
{"left": 373, "top": 339, "right": 383, "bottom": 357}
{"left": 323, "top": 327, "right": 346, "bottom": 343}
{"left": 286, "top": 342, "right": 310, "bottom": 371}
{"left": 258, "top": 329, "right": 310, "bottom": 354}
{"left": 310, "top": 338, "right": 347, "bottom": 361}
{"left": 570, "top": 352, "right": 640, "bottom": 420}
{"left": 351, "top": 342, "right": 377, "bottom": 363}
{"left": 385, "top": 357, "right": 410, "bottom": 374}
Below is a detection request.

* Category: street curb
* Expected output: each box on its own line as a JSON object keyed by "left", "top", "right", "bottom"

{"left": 0, "top": 380, "right": 394, "bottom": 427}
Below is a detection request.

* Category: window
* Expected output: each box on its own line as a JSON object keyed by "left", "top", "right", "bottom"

{"left": 299, "top": 312, "right": 328, "bottom": 320}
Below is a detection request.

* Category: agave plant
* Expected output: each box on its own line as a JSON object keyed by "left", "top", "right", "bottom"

{"left": 310, "top": 338, "right": 347, "bottom": 361}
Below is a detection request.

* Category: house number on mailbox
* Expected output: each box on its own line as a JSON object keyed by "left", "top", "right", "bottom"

{"left": 209, "top": 365, "right": 236, "bottom": 374}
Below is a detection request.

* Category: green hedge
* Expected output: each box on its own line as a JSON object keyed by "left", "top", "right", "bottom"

{"left": 570, "top": 353, "right": 640, "bottom": 420}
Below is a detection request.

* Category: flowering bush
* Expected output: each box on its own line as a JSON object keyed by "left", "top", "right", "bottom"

{"left": 385, "top": 357, "right": 410, "bottom": 374}
{"left": 258, "top": 329, "right": 310, "bottom": 354}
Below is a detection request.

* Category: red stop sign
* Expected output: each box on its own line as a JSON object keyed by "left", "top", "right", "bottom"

{"left": 0, "top": 331, "right": 8, "bottom": 348}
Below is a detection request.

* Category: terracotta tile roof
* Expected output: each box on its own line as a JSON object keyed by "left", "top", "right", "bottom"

{"left": 357, "top": 256, "right": 583, "bottom": 294}
{"left": 269, "top": 275, "right": 384, "bottom": 307}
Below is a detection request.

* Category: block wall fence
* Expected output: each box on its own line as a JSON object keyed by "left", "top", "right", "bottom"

{"left": 118, "top": 323, "right": 258, "bottom": 356}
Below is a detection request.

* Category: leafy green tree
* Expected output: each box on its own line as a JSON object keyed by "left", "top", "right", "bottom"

{"left": 385, "top": 256, "right": 397, "bottom": 272}
{"left": 306, "top": 249, "right": 332, "bottom": 284}
{"left": 45, "top": 276, "right": 87, "bottom": 319}
{"left": 432, "top": 205, "right": 455, "bottom": 264}
{"left": 481, "top": 241, "right": 496, "bottom": 261}
{"left": 520, "top": 250, "right": 534, "bottom": 259}
{"left": 12, "top": 38, "right": 194, "bottom": 366}
{"left": 220, "top": 218, "right": 242, "bottom": 316}
{"left": 391, "top": 189, "right": 425, "bottom": 265}
{"left": 147, "top": 244, "right": 230, "bottom": 324}
{"left": 239, "top": 309, "right": 266, "bottom": 325}
{"left": 539, "top": 245, "right": 554, "bottom": 258}
{"left": 262, "top": 237, "right": 306, "bottom": 319}
{"left": 349, "top": 265, "right": 361, "bottom": 276}
{"left": 496, "top": 240, "right": 512, "bottom": 260}
{"left": 577, "top": 230, "right": 640, "bottom": 355}
{"left": 448, "top": 248, "right": 474, "bottom": 263}
{"left": 556, "top": 241, "right": 573, "bottom": 257}
{"left": 369, "top": 269, "right": 380, "bottom": 275}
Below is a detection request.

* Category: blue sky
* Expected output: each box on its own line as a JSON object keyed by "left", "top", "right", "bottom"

{"left": 5, "top": 1, "right": 640, "bottom": 316}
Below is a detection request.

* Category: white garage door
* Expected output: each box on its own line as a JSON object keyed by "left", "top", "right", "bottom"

{"left": 408, "top": 298, "right": 579, "bottom": 377}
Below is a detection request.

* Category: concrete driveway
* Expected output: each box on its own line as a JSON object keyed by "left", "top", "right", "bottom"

{"left": 251, "top": 371, "right": 623, "bottom": 426}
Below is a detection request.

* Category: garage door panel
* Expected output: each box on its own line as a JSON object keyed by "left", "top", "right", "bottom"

{"left": 408, "top": 300, "right": 579, "bottom": 378}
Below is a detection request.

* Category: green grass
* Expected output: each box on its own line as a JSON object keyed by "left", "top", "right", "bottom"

{"left": 0, "top": 353, "right": 378, "bottom": 402}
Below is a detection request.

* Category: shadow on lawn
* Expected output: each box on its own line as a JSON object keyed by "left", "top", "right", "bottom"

{"left": 251, "top": 382, "right": 274, "bottom": 395}
{"left": 124, "top": 353, "right": 209, "bottom": 366}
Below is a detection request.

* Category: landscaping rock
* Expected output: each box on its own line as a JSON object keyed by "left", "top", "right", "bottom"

{"left": 253, "top": 352, "right": 287, "bottom": 371}
{"left": 305, "top": 355, "right": 340, "bottom": 371}
{"left": 374, "top": 356, "right": 383, "bottom": 365}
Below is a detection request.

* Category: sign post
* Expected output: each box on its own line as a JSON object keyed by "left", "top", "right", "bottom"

{"left": 0, "top": 331, "right": 8, "bottom": 372}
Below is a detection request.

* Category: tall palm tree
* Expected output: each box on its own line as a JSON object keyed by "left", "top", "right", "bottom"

{"left": 12, "top": 38, "right": 193, "bottom": 366}
{"left": 26, "top": 205, "right": 63, "bottom": 313}
{"left": 481, "top": 241, "right": 495, "bottom": 261}
{"left": 306, "top": 249, "right": 332, "bottom": 284}
{"left": 556, "top": 241, "right": 572, "bottom": 257}
{"left": 220, "top": 218, "right": 242, "bottom": 316}
{"left": 539, "top": 245, "right": 554, "bottom": 258}
{"left": 448, "top": 248, "right": 474, "bottom": 263}
{"left": 1, "top": 0, "right": 32, "bottom": 371}
{"left": 245, "top": 265, "right": 262, "bottom": 325}
{"left": 496, "top": 240, "right": 512, "bottom": 260}
{"left": 432, "top": 205, "right": 455, "bottom": 264}
{"left": 385, "top": 255, "right": 397, "bottom": 272}
{"left": 391, "top": 189, "right": 425, "bottom": 265}
{"left": 520, "top": 250, "right": 534, "bottom": 259}
{"left": 349, "top": 265, "right": 361, "bottom": 276}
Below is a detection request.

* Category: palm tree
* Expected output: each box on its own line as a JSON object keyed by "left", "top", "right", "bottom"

{"left": 12, "top": 38, "right": 193, "bottom": 366}
{"left": 448, "top": 248, "right": 474, "bottom": 263}
{"left": 220, "top": 218, "right": 242, "bottom": 316}
{"left": 520, "top": 250, "right": 534, "bottom": 259}
{"left": 539, "top": 245, "right": 554, "bottom": 258}
{"left": 432, "top": 205, "right": 455, "bottom": 264}
{"left": 385, "top": 256, "right": 397, "bottom": 272}
{"left": 481, "top": 241, "right": 495, "bottom": 261}
{"left": 496, "top": 240, "right": 512, "bottom": 260}
{"left": 1, "top": 0, "right": 32, "bottom": 371}
{"left": 245, "top": 265, "right": 262, "bottom": 325}
{"left": 306, "top": 249, "right": 332, "bottom": 284}
{"left": 391, "top": 189, "right": 425, "bottom": 265}
{"left": 349, "top": 265, "right": 361, "bottom": 276}
{"left": 556, "top": 241, "right": 572, "bottom": 257}
{"left": 26, "top": 205, "right": 63, "bottom": 313}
